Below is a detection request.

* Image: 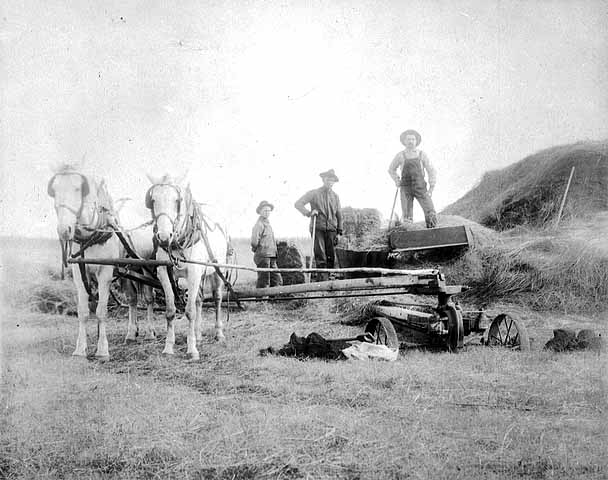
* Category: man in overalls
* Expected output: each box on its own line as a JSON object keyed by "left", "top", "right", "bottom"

{"left": 388, "top": 129, "right": 437, "bottom": 228}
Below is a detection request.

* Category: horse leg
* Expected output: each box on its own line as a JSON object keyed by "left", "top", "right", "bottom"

{"left": 212, "top": 273, "right": 225, "bottom": 342}
{"left": 124, "top": 279, "right": 138, "bottom": 343}
{"left": 142, "top": 284, "right": 156, "bottom": 340}
{"left": 72, "top": 264, "right": 89, "bottom": 357}
{"left": 94, "top": 266, "right": 113, "bottom": 360}
{"left": 186, "top": 267, "right": 203, "bottom": 360}
{"left": 195, "top": 274, "right": 205, "bottom": 341}
{"left": 158, "top": 266, "right": 177, "bottom": 355}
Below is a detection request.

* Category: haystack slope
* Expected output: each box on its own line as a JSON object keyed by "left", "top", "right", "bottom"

{"left": 443, "top": 141, "right": 608, "bottom": 230}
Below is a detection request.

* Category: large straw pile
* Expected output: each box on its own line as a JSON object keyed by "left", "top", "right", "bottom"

{"left": 442, "top": 141, "right": 608, "bottom": 230}
{"left": 340, "top": 207, "right": 383, "bottom": 249}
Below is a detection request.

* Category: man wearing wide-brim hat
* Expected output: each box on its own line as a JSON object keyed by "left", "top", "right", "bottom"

{"left": 251, "top": 200, "right": 283, "bottom": 288}
{"left": 388, "top": 129, "right": 437, "bottom": 228}
{"left": 295, "top": 169, "right": 343, "bottom": 281}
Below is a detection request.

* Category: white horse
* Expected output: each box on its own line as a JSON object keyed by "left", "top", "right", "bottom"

{"left": 47, "top": 167, "right": 156, "bottom": 360}
{"left": 145, "top": 174, "right": 230, "bottom": 361}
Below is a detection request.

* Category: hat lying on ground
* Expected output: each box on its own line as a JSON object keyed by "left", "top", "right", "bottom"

{"left": 256, "top": 200, "right": 274, "bottom": 214}
{"left": 319, "top": 169, "right": 339, "bottom": 182}
{"left": 400, "top": 129, "right": 422, "bottom": 146}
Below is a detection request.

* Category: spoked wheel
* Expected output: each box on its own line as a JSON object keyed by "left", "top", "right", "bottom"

{"left": 364, "top": 317, "right": 399, "bottom": 349}
{"left": 485, "top": 313, "right": 530, "bottom": 351}
{"left": 443, "top": 305, "right": 464, "bottom": 352}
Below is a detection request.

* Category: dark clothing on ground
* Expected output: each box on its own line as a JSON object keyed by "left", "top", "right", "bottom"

{"left": 388, "top": 150, "right": 437, "bottom": 228}
{"left": 251, "top": 216, "right": 282, "bottom": 288}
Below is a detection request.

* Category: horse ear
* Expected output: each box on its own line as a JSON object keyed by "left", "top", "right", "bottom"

{"left": 176, "top": 171, "right": 188, "bottom": 186}
{"left": 81, "top": 176, "right": 90, "bottom": 197}
{"left": 47, "top": 175, "right": 57, "bottom": 197}
{"left": 146, "top": 172, "right": 160, "bottom": 184}
{"left": 145, "top": 187, "right": 153, "bottom": 209}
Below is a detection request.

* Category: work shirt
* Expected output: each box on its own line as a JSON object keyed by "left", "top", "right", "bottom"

{"left": 295, "top": 186, "right": 343, "bottom": 232}
{"left": 250, "top": 217, "right": 278, "bottom": 257}
{"left": 388, "top": 150, "right": 436, "bottom": 190}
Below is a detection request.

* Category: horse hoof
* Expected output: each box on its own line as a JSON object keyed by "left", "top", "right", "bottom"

{"left": 188, "top": 353, "right": 200, "bottom": 361}
{"left": 95, "top": 355, "right": 110, "bottom": 362}
{"left": 144, "top": 333, "right": 156, "bottom": 341}
{"left": 124, "top": 337, "right": 137, "bottom": 344}
{"left": 162, "top": 349, "right": 175, "bottom": 356}
{"left": 215, "top": 334, "right": 226, "bottom": 342}
{"left": 72, "top": 350, "right": 87, "bottom": 357}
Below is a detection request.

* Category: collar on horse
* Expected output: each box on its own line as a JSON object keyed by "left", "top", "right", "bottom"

{"left": 56, "top": 176, "right": 116, "bottom": 296}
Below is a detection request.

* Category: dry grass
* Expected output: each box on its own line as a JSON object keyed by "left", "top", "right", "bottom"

{"left": 2, "top": 236, "right": 608, "bottom": 479}
{"left": 1, "top": 302, "right": 607, "bottom": 479}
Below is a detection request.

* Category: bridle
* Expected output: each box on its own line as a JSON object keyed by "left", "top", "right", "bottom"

{"left": 48, "top": 171, "right": 107, "bottom": 280}
{"left": 48, "top": 172, "right": 90, "bottom": 225}
{"left": 146, "top": 183, "right": 184, "bottom": 244}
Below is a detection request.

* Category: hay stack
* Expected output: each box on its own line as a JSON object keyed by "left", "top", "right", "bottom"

{"left": 340, "top": 207, "right": 383, "bottom": 249}
{"left": 276, "top": 241, "right": 306, "bottom": 285}
{"left": 443, "top": 141, "right": 608, "bottom": 229}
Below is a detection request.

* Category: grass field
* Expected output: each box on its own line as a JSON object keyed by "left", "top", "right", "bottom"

{"left": 1, "top": 236, "right": 607, "bottom": 479}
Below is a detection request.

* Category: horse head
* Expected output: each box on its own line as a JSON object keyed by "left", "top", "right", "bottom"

{"left": 47, "top": 169, "right": 91, "bottom": 241}
{"left": 145, "top": 173, "right": 188, "bottom": 247}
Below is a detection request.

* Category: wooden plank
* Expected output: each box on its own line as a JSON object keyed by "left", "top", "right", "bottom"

{"left": 68, "top": 258, "right": 173, "bottom": 267}
{"left": 370, "top": 305, "right": 434, "bottom": 320}
{"left": 389, "top": 225, "right": 469, "bottom": 251}
{"left": 115, "top": 269, "right": 163, "bottom": 290}
{"left": 233, "top": 275, "right": 437, "bottom": 298}
{"left": 68, "top": 257, "right": 439, "bottom": 276}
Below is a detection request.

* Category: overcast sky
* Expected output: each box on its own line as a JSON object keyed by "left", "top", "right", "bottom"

{"left": 2, "top": 0, "right": 607, "bottom": 239}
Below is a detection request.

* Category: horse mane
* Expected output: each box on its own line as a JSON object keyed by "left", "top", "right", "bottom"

{"left": 97, "top": 179, "right": 115, "bottom": 212}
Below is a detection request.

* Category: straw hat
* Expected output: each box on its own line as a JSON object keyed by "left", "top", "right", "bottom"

{"left": 400, "top": 129, "right": 422, "bottom": 146}
{"left": 256, "top": 200, "right": 274, "bottom": 214}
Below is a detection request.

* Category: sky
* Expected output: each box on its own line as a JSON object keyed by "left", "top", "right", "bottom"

{"left": 1, "top": 0, "right": 607, "bottom": 239}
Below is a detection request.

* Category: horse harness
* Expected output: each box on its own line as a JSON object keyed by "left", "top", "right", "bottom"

{"left": 147, "top": 184, "right": 241, "bottom": 309}
{"left": 48, "top": 172, "right": 118, "bottom": 294}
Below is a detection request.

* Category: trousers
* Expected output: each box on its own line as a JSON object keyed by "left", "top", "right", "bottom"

{"left": 254, "top": 255, "right": 283, "bottom": 289}
{"left": 400, "top": 186, "right": 437, "bottom": 228}
{"left": 312, "top": 229, "right": 337, "bottom": 282}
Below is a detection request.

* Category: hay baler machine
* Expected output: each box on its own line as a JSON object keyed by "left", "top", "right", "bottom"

{"left": 361, "top": 299, "right": 530, "bottom": 351}
{"left": 336, "top": 225, "right": 530, "bottom": 351}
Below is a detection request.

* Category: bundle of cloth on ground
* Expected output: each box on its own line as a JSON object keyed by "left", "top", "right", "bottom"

{"left": 260, "top": 332, "right": 398, "bottom": 361}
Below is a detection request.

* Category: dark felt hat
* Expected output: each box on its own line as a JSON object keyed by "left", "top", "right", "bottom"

{"left": 400, "top": 129, "right": 422, "bottom": 146}
{"left": 319, "top": 169, "right": 339, "bottom": 182}
{"left": 256, "top": 200, "right": 274, "bottom": 214}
